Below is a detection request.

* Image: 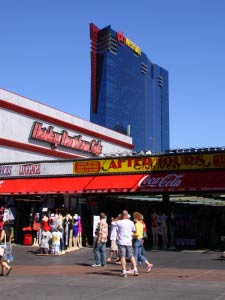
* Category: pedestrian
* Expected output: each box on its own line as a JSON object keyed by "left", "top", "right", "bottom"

{"left": 92, "top": 212, "right": 108, "bottom": 267}
{"left": 106, "top": 217, "right": 119, "bottom": 263}
{"left": 116, "top": 210, "right": 139, "bottom": 277}
{"left": 151, "top": 211, "right": 158, "bottom": 249}
{"left": 51, "top": 225, "right": 63, "bottom": 255}
{"left": 141, "top": 214, "right": 148, "bottom": 240}
{"left": 0, "top": 226, "right": 12, "bottom": 276}
{"left": 140, "top": 214, "right": 148, "bottom": 258}
{"left": 132, "top": 212, "right": 153, "bottom": 273}
{"left": 40, "top": 225, "right": 52, "bottom": 255}
{"left": 157, "top": 211, "right": 168, "bottom": 249}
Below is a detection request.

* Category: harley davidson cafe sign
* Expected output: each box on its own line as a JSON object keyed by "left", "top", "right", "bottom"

{"left": 31, "top": 122, "right": 102, "bottom": 156}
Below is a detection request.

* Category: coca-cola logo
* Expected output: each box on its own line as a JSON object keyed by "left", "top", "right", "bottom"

{"left": 138, "top": 174, "right": 184, "bottom": 189}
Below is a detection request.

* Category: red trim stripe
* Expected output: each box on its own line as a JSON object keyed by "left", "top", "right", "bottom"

{"left": 0, "top": 99, "right": 134, "bottom": 149}
{"left": 90, "top": 23, "right": 100, "bottom": 113}
{"left": 0, "top": 138, "right": 82, "bottom": 159}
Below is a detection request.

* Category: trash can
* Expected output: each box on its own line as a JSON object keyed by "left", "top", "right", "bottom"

{"left": 23, "top": 233, "right": 33, "bottom": 246}
{"left": 22, "top": 226, "right": 33, "bottom": 246}
{"left": 220, "top": 236, "right": 225, "bottom": 251}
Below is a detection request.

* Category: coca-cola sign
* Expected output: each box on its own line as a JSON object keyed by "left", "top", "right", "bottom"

{"left": 138, "top": 174, "right": 184, "bottom": 191}
{"left": 137, "top": 171, "right": 225, "bottom": 192}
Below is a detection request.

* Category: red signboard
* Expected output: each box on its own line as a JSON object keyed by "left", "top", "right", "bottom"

{"left": 137, "top": 170, "right": 225, "bottom": 193}
{"left": 74, "top": 161, "right": 101, "bottom": 173}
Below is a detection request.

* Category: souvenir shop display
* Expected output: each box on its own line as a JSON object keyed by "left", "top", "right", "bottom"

{"left": 63, "top": 214, "right": 73, "bottom": 251}
{"left": 78, "top": 216, "right": 83, "bottom": 248}
{"left": 151, "top": 212, "right": 158, "bottom": 249}
{"left": 32, "top": 213, "right": 41, "bottom": 246}
{"left": 72, "top": 214, "right": 79, "bottom": 249}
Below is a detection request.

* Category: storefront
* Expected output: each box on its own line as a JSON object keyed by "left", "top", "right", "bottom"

{"left": 1, "top": 150, "right": 225, "bottom": 248}
{"left": 0, "top": 87, "right": 134, "bottom": 246}
{"left": 1, "top": 89, "right": 225, "bottom": 249}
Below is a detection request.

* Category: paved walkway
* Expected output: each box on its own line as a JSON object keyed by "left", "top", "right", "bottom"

{"left": 1, "top": 245, "right": 225, "bottom": 300}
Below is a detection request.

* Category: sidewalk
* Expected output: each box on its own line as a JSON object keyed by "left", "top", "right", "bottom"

{"left": 1, "top": 245, "right": 225, "bottom": 300}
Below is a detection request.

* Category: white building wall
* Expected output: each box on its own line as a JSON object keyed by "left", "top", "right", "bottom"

{"left": 0, "top": 89, "right": 133, "bottom": 162}
{"left": 0, "top": 89, "right": 131, "bottom": 142}
{"left": 0, "top": 147, "right": 53, "bottom": 163}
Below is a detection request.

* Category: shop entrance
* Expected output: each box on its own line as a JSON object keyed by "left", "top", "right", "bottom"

{"left": 86, "top": 193, "right": 225, "bottom": 250}
{"left": 14, "top": 198, "right": 40, "bottom": 244}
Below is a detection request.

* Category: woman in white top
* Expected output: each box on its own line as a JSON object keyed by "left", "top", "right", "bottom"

{"left": 106, "top": 217, "right": 119, "bottom": 262}
{"left": 157, "top": 213, "right": 168, "bottom": 249}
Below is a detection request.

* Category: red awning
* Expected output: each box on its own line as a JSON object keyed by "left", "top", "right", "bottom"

{"left": 0, "top": 177, "right": 94, "bottom": 195}
{"left": 1, "top": 171, "right": 225, "bottom": 195}
{"left": 84, "top": 174, "right": 145, "bottom": 193}
{"left": 137, "top": 170, "right": 225, "bottom": 193}
{"left": 0, "top": 174, "right": 145, "bottom": 195}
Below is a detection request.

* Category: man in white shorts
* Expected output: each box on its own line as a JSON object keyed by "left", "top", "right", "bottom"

{"left": 116, "top": 210, "right": 139, "bottom": 277}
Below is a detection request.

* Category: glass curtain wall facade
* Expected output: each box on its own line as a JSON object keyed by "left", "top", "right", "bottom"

{"left": 90, "top": 23, "right": 169, "bottom": 153}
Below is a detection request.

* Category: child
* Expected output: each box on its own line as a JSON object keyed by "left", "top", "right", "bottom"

{"left": 51, "top": 226, "right": 62, "bottom": 254}
{"left": 40, "top": 226, "right": 52, "bottom": 255}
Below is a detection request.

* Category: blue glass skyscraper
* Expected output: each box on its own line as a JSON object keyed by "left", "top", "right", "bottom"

{"left": 90, "top": 23, "right": 169, "bottom": 153}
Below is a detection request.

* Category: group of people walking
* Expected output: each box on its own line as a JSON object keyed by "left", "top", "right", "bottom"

{"left": 92, "top": 210, "right": 153, "bottom": 277}
{"left": 1, "top": 209, "right": 154, "bottom": 277}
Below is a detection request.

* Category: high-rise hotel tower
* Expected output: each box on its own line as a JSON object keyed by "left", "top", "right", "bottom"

{"left": 90, "top": 23, "right": 169, "bottom": 153}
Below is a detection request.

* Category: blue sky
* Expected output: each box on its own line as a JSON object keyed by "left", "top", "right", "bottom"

{"left": 0, "top": 0, "right": 225, "bottom": 150}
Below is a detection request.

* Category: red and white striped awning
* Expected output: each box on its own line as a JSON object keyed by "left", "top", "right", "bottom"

{"left": 83, "top": 174, "right": 144, "bottom": 194}
{"left": 0, "top": 176, "right": 93, "bottom": 195}
{"left": 1, "top": 170, "right": 225, "bottom": 195}
{"left": 0, "top": 170, "right": 225, "bottom": 195}
{"left": 0, "top": 174, "right": 145, "bottom": 195}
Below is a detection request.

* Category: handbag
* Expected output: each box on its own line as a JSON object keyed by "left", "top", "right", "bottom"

{"left": 33, "top": 214, "right": 41, "bottom": 231}
{"left": 33, "top": 221, "right": 41, "bottom": 231}
{"left": 143, "top": 231, "right": 148, "bottom": 239}
{"left": 0, "top": 246, "right": 5, "bottom": 257}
